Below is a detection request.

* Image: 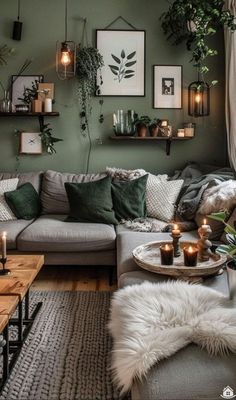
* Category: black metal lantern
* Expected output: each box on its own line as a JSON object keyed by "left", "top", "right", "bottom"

{"left": 188, "top": 80, "right": 210, "bottom": 117}
{"left": 12, "top": 0, "right": 23, "bottom": 41}
{"left": 56, "top": 0, "right": 76, "bottom": 80}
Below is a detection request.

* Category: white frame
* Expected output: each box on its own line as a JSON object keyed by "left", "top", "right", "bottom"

{"left": 96, "top": 30, "right": 146, "bottom": 97}
{"left": 20, "top": 132, "right": 42, "bottom": 154}
{"left": 153, "top": 65, "right": 182, "bottom": 109}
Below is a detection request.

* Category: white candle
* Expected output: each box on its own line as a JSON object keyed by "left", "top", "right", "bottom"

{"left": 44, "top": 98, "right": 52, "bottom": 113}
{"left": 172, "top": 224, "right": 180, "bottom": 235}
{"left": 202, "top": 218, "right": 210, "bottom": 229}
{"left": 2, "top": 232, "right": 7, "bottom": 259}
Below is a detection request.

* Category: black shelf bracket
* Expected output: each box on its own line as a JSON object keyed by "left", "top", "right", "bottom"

{"left": 166, "top": 138, "right": 172, "bottom": 156}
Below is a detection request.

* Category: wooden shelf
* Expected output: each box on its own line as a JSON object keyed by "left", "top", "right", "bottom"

{"left": 0, "top": 112, "right": 60, "bottom": 130}
{"left": 110, "top": 135, "right": 193, "bottom": 155}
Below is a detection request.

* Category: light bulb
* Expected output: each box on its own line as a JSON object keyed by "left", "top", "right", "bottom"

{"left": 61, "top": 51, "right": 71, "bottom": 66}
{"left": 195, "top": 93, "right": 201, "bottom": 103}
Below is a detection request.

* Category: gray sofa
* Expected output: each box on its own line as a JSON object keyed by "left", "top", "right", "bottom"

{"left": 1, "top": 170, "right": 235, "bottom": 400}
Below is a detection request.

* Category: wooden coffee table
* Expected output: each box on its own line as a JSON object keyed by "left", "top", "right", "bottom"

{"left": 0, "top": 255, "right": 44, "bottom": 387}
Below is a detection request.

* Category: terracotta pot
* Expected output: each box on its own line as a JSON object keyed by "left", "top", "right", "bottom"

{"left": 136, "top": 123, "right": 148, "bottom": 138}
{"left": 149, "top": 124, "right": 159, "bottom": 137}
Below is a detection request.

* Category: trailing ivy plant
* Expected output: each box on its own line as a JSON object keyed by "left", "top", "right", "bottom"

{"left": 161, "top": 0, "right": 236, "bottom": 77}
{"left": 76, "top": 47, "right": 104, "bottom": 135}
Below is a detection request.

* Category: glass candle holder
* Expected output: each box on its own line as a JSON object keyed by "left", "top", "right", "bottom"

{"left": 183, "top": 245, "right": 198, "bottom": 267}
{"left": 160, "top": 244, "right": 174, "bottom": 265}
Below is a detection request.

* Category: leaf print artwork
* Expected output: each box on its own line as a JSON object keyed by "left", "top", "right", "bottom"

{"left": 109, "top": 49, "right": 136, "bottom": 82}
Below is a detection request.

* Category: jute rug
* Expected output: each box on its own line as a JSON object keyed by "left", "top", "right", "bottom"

{"left": 0, "top": 291, "right": 127, "bottom": 400}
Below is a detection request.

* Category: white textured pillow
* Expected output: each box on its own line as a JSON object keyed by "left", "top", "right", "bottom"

{"left": 146, "top": 177, "right": 184, "bottom": 222}
{"left": 0, "top": 178, "right": 19, "bottom": 221}
{"left": 199, "top": 180, "right": 236, "bottom": 215}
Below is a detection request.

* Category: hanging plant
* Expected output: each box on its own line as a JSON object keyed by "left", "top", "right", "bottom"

{"left": 161, "top": 0, "right": 236, "bottom": 77}
{"left": 39, "top": 123, "right": 63, "bottom": 154}
{"left": 76, "top": 46, "right": 104, "bottom": 134}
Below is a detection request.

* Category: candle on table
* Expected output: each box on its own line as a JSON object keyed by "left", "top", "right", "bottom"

{"left": 183, "top": 245, "right": 198, "bottom": 267}
{"left": 160, "top": 244, "right": 174, "bottom": 265}
{"left": 202, "top": 218, "right": 210, "bottom": 230}
{"left": 1, "top": 232, "right": 7, "bottom": 259}
{"left": 172, "top": 224, "right": 180, "bottom": 236}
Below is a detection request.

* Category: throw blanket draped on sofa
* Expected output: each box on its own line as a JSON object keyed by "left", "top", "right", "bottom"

{"left": 109, "top": 281, "right": 236, "bottom": 393}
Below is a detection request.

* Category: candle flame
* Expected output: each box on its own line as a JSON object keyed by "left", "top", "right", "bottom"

{"left": 189, "top": 246, "right": 193, "bottom": 253}
{"left": 203, "top": 218, "right": 207, "bottom": 225}
{"left": 2, "top": 232, "right": 7, "bottom": 238}
{"left": 174, "top": 224, "right": 178, "bottom": 230}
{"left": 165, "top": 244, "right": 170, "bottom": 250}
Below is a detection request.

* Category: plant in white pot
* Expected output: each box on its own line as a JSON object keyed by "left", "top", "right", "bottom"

{"left": 209, "top": 211, "right": 236, "bottom": 300}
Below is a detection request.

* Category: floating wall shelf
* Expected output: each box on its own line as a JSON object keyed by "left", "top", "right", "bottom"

{"left": 110, "top": 135, "right": 193, "bottom": 156}
{"left": 0, "top": 112, "right": 60, "bottom": 130}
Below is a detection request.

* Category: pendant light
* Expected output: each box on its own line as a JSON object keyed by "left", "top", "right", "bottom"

{"left": 12, "top": 0, "right": 23, "bottom": 41}
{"left": 188, "top": 73, "right": 210, "bottom": 117}
{"left": 56, "top": 0, "right": 76, "bottom": 80}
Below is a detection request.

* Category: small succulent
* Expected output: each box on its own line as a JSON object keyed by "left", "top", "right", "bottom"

{"left": 135, "top": 115, "right": 151, "bottom": 126}
{"left": 109, "top": 49, "right": 136, "bottom": 83}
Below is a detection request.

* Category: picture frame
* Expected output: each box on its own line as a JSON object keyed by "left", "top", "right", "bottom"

{"left": 96, "top": 29, "right": 146, "bottom": 97}
{"left": 19, "top": 132, "right": 42, "bottom": 154}
{"left": 11, "top": 75, "right": 44, "bottom": 107}
{"left": 153, "top": 65, "right": 182, "bottom": 109}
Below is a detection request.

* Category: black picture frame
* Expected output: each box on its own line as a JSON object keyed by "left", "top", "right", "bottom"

{"left": 96, "top": 29, "right": 146, "bottom": 97}
{"left": 11, "top": 75, "right": 44, "bottom": 107}
{"left": 153, "top": 65, "right": 183, "bottom": 109}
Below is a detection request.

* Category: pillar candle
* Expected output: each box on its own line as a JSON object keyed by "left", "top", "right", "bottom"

{"left": 160, "top": 244, "right": 174, "bottom": 265}
{"left": 1, "top": 232, "right": 7, "bottom": 259}
{"left": 183, "top": 245, "right": 198, "bottom": 267}
{"left": 44, "top": 98, "right": 52, "bottom": 113}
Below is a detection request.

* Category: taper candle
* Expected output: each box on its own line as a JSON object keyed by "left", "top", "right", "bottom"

{"left": 1, "top": 232, "right": 7, "bottom": 259}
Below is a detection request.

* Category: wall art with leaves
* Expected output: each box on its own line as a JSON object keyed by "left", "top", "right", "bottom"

{"left": 96, "top": 30, "right": 145, "bottom": 96}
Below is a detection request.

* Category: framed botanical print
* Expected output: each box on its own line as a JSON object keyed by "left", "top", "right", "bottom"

{"left": 153, "top": 65, "right": 182, "bottom": 109}
{"left": 20, "top": 132, "right": 42, "bottom": 154}
{"left": 96, "top": 30, "right": 146, "bottom": 96}
{"left": 11, "top": 75, "right": 44, "bottom": 107}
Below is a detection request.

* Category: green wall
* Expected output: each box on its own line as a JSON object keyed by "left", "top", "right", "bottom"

{"left": 0, "top": 0, "right": 226, "bottom": 174}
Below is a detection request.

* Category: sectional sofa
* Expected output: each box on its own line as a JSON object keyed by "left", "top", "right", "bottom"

{"left": 1, "top": 169, "right": 235, "bottom": 400}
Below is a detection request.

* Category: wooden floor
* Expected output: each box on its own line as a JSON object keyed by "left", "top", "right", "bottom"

{"left": 31, "top": 265, "right": 117, "bottom": 292}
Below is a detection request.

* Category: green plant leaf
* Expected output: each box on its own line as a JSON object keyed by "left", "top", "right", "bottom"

{"left": 125, "top": 61, "right": 137, "bottom": 67}
{"left": 108, "top": 65, "right": 119, "bottom": 71}
{"left": 121, "top": 49, "right": 126, "bottom": 59}
{"left": 125, "top": 70, "right": 135, "bottom": 74}
{"left": 207, "top": 211, "right": 228, "bottom": 222}
{"left": 127, "top": 51, "right": 136, "bottom": 60}
{"left": 111, "top": 54, "right": 121, "bottom": 64}
{"left": 124, "top": 74, "right": 135, "bottom": 78}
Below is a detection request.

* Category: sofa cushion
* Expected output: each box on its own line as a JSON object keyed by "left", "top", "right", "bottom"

{"left": 5, "top": 183, "right": 41, "bottom": 220}
{"left": 0, "top": 172, "right": 43, "bottom": 193}
{"left": 17, "top": 215, "right": 116, "bottom": 252}
{"left": 65, "top": 176, "right": 117, "bottom": 225}
{"left": 0, "top": 178, "right": 19, "bottom": 221}
{"left": 0, "top": 219, "right": 34, "bottom": 249}
{"left": 117, "top": 231, "right": 198, "bottom": 278}
{"left": 41, "top": 170, "right": 106, "bottom": 214}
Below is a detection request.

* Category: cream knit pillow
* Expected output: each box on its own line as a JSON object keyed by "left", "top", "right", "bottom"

{"left": 146, "top": 176, "right": 183, "bottom": 222}
{"left": 0, "top": 178, "right": 19, "bottom": 221}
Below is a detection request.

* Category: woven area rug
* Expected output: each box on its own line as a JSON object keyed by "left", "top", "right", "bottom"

{"left": 0, "top": 291, "right": 127, "bottom": 400}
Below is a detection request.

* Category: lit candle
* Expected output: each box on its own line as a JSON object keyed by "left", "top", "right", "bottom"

{"left": 160, "top": 243, "right": 174, "bottom": 265}
{"left": 172, "top": 224, "right": 180, "bottom": 236}
{"left": 202, "top": 218, "right": 210, "bottom": 229}
{"left": 1, "top": 232, "right": 7, "bottom": 259}
{"left": 183, "top": 245, "right": 198, "bottom": 267}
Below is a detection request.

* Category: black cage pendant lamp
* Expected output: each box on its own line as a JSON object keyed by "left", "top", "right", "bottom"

{"left": 188, "top": 73, "right": 210, "bottom": 117}
{"left": 56, "top": 0, "right": 76, "bottom": 80}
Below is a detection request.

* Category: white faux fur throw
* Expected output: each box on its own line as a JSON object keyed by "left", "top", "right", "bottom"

{"left": 199, "top": 179, "right": 236, "bottom": 214}
{"left": 109, "top": 281, "right": 236, "bottom": 393}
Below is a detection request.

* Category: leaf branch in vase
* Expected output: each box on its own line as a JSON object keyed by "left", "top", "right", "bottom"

{"left": 109, "top": 50, "right": 136, "bottom": 82}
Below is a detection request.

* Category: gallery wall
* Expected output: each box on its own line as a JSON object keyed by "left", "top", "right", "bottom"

{"left": 0, "top": 0, "right": 226, "bottom": 174}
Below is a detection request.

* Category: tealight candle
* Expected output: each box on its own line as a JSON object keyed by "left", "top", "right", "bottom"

{"left": 183, "top": 245, "right": 198, "bottom": 267}
{"left": 1, "top": 231, "right": 7, "bottom": 259}
{"left": 160, "top": 243, "right": 174, "bottom": 265}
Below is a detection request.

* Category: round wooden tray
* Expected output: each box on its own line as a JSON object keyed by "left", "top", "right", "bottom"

{"left": 132, "top": 241, "right": 227, "bottom": 278}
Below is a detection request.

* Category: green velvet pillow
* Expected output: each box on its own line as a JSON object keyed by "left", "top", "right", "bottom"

{"left": 4, "top": 182, "right": 41, "bottom": 220}
{"left": 65, "top": 176, "right": 118, "bottom": 225}
{"left": 111, "top": 174, "right": 148, "bottom": 221}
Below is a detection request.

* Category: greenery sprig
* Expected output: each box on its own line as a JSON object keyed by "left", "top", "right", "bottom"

{"left": 161, "top": 0, "right": 236, "bottom": 77}
{"left": 39, "top": 123, "right": 63, "bottom": 154}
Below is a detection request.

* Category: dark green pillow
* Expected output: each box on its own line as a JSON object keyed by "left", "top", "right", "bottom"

{"left": 5, "top": 182, "right": 41, "bottom": 220}
{"left": 111, "top": 174, "right": 148, "bottom": 221}
{"left": 65, "top": 176, "right": 118, "bottom": 225}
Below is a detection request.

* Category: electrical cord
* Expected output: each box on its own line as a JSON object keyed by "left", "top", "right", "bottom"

{"left": 85, "top": 121, "right": 92, "bottom": 174}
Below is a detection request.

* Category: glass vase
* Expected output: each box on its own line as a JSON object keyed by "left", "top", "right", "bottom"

{"left": 0, "top": 90, "right": 12, "bottom": 113}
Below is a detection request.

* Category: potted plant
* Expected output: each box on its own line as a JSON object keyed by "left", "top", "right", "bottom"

{"left": 135, "top": 115, "right": 151, "bottom": 137}
{"left": 161, "top": 0, "right": 236, "bottom": 77}
{"left": 208, "top": 211, "right": 236, "bottom": 300}
{"left": 76, "top": 46, "right": 104, "bottom": 135}
{"left": 149, "top": 118, "right": 161, "bottom": 137}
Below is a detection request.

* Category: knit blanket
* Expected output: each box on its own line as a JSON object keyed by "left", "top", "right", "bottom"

{"left": 109, "top": 281, "right": 236, "bottom": 393}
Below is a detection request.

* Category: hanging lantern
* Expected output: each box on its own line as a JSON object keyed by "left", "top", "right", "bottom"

{"left": 56, "top": 0, "right": 76, "bottom": 80}
{"left": 188, "top": 80, "right": 210, "bottom": 117}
